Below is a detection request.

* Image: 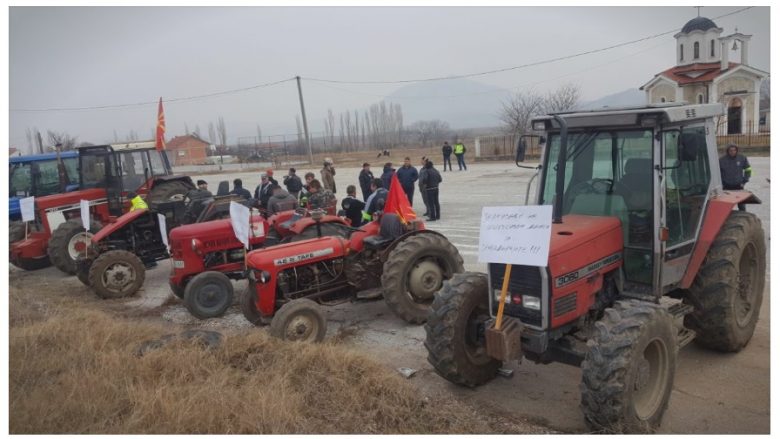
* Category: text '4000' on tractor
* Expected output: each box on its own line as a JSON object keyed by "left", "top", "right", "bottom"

{"left": 424, "top": 103, "right": 765, "bottom": 433}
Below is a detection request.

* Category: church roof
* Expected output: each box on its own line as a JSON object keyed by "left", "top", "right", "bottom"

{"left": 681, "top": 16, "right": 718, "bottom": 33}
{"left": 660, "top": 61, "right": 738, "bottom": 85}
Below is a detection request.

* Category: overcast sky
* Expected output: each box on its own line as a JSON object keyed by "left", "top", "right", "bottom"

{"left": 9, "top": 6, "right": 770, "bottom": 151}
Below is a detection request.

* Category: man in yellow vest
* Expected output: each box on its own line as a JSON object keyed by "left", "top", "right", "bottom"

{"left": 128, "top": 192, "right": 148, "bottom": 211}
{"left": 453, "top": 140, "right": 467, "bottom": 171}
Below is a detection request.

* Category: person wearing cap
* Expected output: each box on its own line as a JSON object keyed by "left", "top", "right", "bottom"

{"left": 127, "top": 191, "right": 148, "bottom": 211}
{"left": 254, "top": 173, "right": 275, "bottom": 210}
{"left": 230, "top": 178, "right": 252, "bottom": 200}
{"left": 719, "top": 143, "right": 753, "bottom": 211}
{"left": 266, "top": 183, "right": 299, "bottom": 215}
{"left": 187, "top": 179, "right": 213, "bottom": 201}
{"left": 358, "top": 162, "right": 374, "bottom": 201}
{"left": 283, "top": 167, "right": 303, "bottom": 200}
{"left": 321, "top": 159, "right": 337, "bottom": 193}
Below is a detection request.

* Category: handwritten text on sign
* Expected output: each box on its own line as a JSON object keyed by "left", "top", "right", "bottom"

{"left": 478, "top": 205, "right": 553, "bottom": 267}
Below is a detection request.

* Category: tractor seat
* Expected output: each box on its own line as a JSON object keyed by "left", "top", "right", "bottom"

{"left": 363, "top": 235, "right": 394, "bottom": 250}
{"left": 363, "top": 213, "right": 404, "bottom": 250}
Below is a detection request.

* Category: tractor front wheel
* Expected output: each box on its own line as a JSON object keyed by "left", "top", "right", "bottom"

{"left": 424, "top": 272, "right": 500, "bottom": 387}
{"left": 269, "top": 298, "right": 327, "bottom": 342}
{"left": 88, "top": 250, "right": 146, "bottom": 299}
{"left": 382, "top": 233, "right": 464, "bottom": 324}
{"left": 684, "top": 211, "right": 766, "bottom": 352}
{"left": 10, "top": 221, "right": 31, "bottom": 243}
{"left": 240, "top": 283, "right": 266, "bottom": 326}
{"left": 183, "top": 271, "right": 234, "bottom": 319}
{"left": 10, "top": 255, "right": 51, "bottom": 271}
{"left": 48, "top": 219, "right": 102, "bottom": 275}
{"left": 580, "top": 300, "right": 677, "bottom": 433}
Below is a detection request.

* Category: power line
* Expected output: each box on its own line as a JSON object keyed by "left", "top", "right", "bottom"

{"left": 302, "top": 6, "right": 753, "bottom": 85}
{"left": 10, "top": 77, "right": 296, "bottom": 113}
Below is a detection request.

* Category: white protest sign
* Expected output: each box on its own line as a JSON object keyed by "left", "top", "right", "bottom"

{"left": 478, "top": 205, "right": 553, "bottom": 267}
{"left": 158, "top": 213, "right": 169, "bottom": 248}
{"left": 80, "top": 200, "right": 91, "bottom": 231}
{"left": 19, "top": 196, "right": 35, "bottom": 222}
{"left": 229, "top": 201, "right": 251, "bottom": 249}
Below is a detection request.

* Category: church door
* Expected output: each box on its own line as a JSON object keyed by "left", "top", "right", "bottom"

{"left": 727, "top": 98, "right": 743, "bottom": 134}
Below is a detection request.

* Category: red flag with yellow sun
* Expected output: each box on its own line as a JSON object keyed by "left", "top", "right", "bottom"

{"left": 155, "top": 97, "right": 166, "bottom": 151}
{"left": 383, "top": 173, "right": 416, "bottom": 224}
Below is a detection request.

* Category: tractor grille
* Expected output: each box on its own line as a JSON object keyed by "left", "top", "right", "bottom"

{"left": 489, "top": 263, "right": 543, "bottom": 328}
{"left": 553, "top": 292, "right": 577, "bottom": 317}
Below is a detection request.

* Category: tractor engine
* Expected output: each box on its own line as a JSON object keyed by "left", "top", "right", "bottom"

{"left": 276, "top": 258, "right": 348, "bottom": 301}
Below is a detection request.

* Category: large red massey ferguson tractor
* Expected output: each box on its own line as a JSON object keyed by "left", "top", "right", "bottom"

{"left": 239, "top": 210, "right": 464, "bottom": 342}
{"left": 424, "top": 103, "right": 766, "bottom": 432}
{"left": 10, "top": 143, "right": 194, "bottom": 273}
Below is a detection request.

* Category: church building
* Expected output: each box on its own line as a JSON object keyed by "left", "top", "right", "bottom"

{"left": 640, "top": 15, "right": 767, "bottom": 134}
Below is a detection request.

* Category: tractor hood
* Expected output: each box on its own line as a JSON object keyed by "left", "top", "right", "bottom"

{"left": 34, "top": 188, "right": 107, "bottom": 210}
{"left": 169, "top": 215, "right": 267, "bottom": 244}
{"left": 549, "top": 214, "right": 623, "bottom": 257}
{"left": 91, "top": 209, "right": 149, "bottom": 243}
{"left": 246, "top": 236, "right": 347, "bottom": 271}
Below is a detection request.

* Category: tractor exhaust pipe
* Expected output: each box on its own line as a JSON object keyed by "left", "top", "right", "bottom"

{"left": 552, "top": 115, "right": 568, "bottom": 224}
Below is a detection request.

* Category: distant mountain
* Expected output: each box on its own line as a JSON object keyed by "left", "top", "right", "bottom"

{"left": 579, "top": 88, "right": 646, "bottom": 110}
{"left": 384, "top": 78, "right": 510, "bottom": 129}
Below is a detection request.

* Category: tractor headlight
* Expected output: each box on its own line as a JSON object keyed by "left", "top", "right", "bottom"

{"left": 493, "top": 289, "right": 511, "bottom": 304}
{"left": 259, "top": 271, "right": 271, "bottom": 283}
{"left": 522, "top": 295, "right": 541, "bottom": 311}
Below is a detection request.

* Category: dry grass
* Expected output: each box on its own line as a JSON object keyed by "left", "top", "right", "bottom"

{"left": 9, "top": 288, "right": 533, "bottom": 434}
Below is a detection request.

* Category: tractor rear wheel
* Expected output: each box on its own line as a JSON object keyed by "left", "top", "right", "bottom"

{"left": 183, "top": 271, "right": 234, "bottom": 319}
{"left": 88, "top": 250, "right": 146, "bottom": 299}
{"left": 147, "top": 181, "right": 192, "bottom": 205}
{"left": 580, "top": 300, "right": 677, "bottom": 433}
{"left": 424, "top": 272, "right": 500, "bottom": 387}
{"left": 10, "top": 221, "right": 28, "bottom": 243}
{"left": 684, "top": 211, "right": 766, "bottom": 352}
{"left": 48, "top": 219, "right": 103, "bottom": 275}
{"left": 169, "top": 281, "right": 185, "bottom": 299}
{"left": 269, "top": 298, "right": 327, "bottom": 342}
{"left": 239, "top": 283, "right": 266, "bottom": 326}
{"left": 382, "top": 233, "right": 464, "bottom": 324}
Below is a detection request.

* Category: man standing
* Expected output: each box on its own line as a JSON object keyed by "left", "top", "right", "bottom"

{"left": 254, "top": 173, "right": 274, "bottom": 210}
{"left": 230, "top": 178, "right": 252, "bottom": 200}
{"left": 283, "top": 168, "right": 303, "bottom": 200}
{"left": 453, "top": 140, "right": 467, "bottom": 171}
{"left": 321, "top": 158, "right": 337, "bottom": 193}
{"left": 418, "top": 157, "right": 430, "bottom": 218}
{"left": 719, "top": 143, "right": 753, "bottom": 211}
{"left": 395, "top": 157, "right": 419, "bottom": 206}
{"left": 442, "top": 141, "right": 453, "bottom": 172}
{"left": 267, "top": 184, "right": 299, "bottom": 214}
{"left": 380, "top": 162, "right": 395, "bottom": 190}
{"left": 358, "top": 162, "right": 374, "bottom": 201}
{"left": 421, "top": 159, "right": 442, "bottom": 221}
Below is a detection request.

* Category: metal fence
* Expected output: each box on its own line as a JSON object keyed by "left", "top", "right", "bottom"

{"left": 474, "top": 134, "right": 544, "bottom": 161}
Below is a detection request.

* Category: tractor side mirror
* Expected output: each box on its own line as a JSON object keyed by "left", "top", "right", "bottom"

{"left": 516, "top": 137, "right": 528, "bottom": 163}
{"left": 679, "top": 132, "right": 699, "bottom": 162}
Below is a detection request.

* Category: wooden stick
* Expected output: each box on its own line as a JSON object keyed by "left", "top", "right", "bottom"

{"left": 494, "top": 264, "right": 513, "bottom": 330}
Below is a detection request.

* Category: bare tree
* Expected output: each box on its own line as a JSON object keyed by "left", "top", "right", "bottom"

{"left": 256, "top": 124, "right": 263, "bottom": 146}
{"left": 194, "top": 124, "right": 202, "bottom": 139}
{"left": 544, "top": 83, "right": 581, "bottom": 113}
{"left": 184, "top": 122, "right": 190, "bottom": 135}
{"left": 46, "top": 130, "right": 79, "bottom": 150}
{"left": 208, "top": 122, "right": 216, "bottom": 146}
{"left": 500, "top": 91, "right": 545, "bottom": 135}
{"left": 25, "top": 127, "right": 33, "bottom": 153}
{"left": 409, "top": 120, "right": 451, "bottom": 147}
{"left": 326, "top": 109, "right": 336, "bottom": 148}
{"left": 216, "top": 117, "right": 227, "bottom": 148}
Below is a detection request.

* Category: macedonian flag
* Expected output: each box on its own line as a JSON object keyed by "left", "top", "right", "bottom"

{"left": 383, "top": 173, "right": 416, "bottom": 224}
{"left": 155, "top": 97, "right": 166, "bottom": 151}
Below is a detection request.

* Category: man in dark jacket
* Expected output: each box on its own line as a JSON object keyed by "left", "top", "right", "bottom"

{"left": 230, "top": 178, "right": 252, "bottom": 200}
{"left": 283, "top": 168, "right": 303, "bottom": 200}
{"left": 341, "top": 185, "right": 366, "bottom": 227}
{"left": 358, "top": 162, "right": 374, "bottom": 201}
{"left": 380, "top": 162, "right": 395, "bottom": 190}
{"left": 267, "top": 184, "right": 299, "bottom": 214}
{"left": 418, "top": 157, "right": 430, "bottom": 217}
{"left": 442, "top": 142, "right": 453, "bottom": 172}
{"left": 421, "top": 160, "right": 442, "bottom": 221}
{"left": 719, "top": 143, "right": 753, "bottom": 211}
{"left": 254, "top": 173, "right": 275, "bottom": 210}
{"left": 363, "top": 178, "right": 388, "bottom": 223}
{"left": 395, "top": 157, "right": 418, "bottom": 206}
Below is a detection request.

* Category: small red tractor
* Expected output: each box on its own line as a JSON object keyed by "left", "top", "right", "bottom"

{"left": 238, "top": 210, "right": 464, "bottom": 342}
{"left": 10, "top": 143, "right": 195, "bottom": 274}
{"left": 424, "top": 103, "right": 766, "bottom": 432}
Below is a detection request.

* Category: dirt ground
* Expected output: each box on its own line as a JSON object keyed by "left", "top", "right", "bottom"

{"left": 10, "top": 157, "right": 770, "bottom": 433}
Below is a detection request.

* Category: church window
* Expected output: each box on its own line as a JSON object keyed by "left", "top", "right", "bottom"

{"left": 694, "top": 42, "right": 700, "bottom": 59}
{"left": 710, "top": 40, "right": 715, "bottom": 57}
{"left": 697, "top": 94, "right": 704, "bottom": 104}
{"left": 680, "top": 44, "right": 684, "bottom": 61}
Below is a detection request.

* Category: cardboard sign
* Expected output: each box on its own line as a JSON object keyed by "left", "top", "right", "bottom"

{"left": 478, "top": 205, "right": 553, "bottom": 267}
{"left": 19, "top": 196, "right": 35, "bottom": 222}
{"left": 158, "top": 213, "right": 169, "bottom": 248}
{"left": 229, "top": 201, "right": 251, "bottom": 249}
{"left": 80, "top": 200, "right": 91, "bottom": 231}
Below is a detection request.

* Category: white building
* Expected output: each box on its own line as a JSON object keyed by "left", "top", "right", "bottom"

{"left": 640, "top": 16, "right": 768, "bottom": 134}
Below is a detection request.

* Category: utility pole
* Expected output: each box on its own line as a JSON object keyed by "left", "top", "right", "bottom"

{"left": 36, "top": 131, "right": 44, "bottom": 154}
{"left": 296, "top": 76, "right": 314, "bottom": 165}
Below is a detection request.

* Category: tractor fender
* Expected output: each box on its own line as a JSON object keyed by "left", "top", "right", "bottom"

{"left": 380, "top": 228, "right": 444, "bottom": 260}
{"left": 680, "top": 191, "right": 761, "bottom": 289}
{"left": 287, "top": 215, "right": 350, "bottom": 235}
{"left": 152, "top": 175, "right": 196, "bottom": 188}
{"left": 90, "top": 209, "right": 149, "bottom": 244}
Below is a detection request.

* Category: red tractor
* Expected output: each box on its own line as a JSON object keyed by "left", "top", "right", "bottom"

{"left": 10, "top": 143, "right": 194, "bottom": 274}
{"left": 239, "top": 210, "right": 464, "bottom": 342}
{"left": 424, "top": 104, "right": 766, "bottom": 432}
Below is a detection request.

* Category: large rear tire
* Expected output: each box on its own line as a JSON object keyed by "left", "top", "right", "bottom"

{"left": 10, "top": 221, "right": 27, "bottom": 243}
{"left": 580, "top": 300, "right": 677, "bottom": 433}
{"left": 48, "top": 219, "right": 102, "bottom": 275}
{"left": 424, "top": 272, "right": 500, "bottom": 387}
{"left": 382, "top": 233, "right": 464, "bottom": 324}
{"left": 147, "top": 180, "right": 193, "bottom": 205}
{"left": 269, "top": 298, "right": 327, "bottom": 342}
{"left": 88, "top": 250, "right": 146, "bottom": 299}
{"left": 684, "top": 211, "right": 766, "bottom": 352}
{"left": 183, "top": 271, "right": 234, "bottom": 319}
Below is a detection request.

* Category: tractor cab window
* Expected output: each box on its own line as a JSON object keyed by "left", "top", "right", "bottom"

{"left": 541, "top": 129, "right": 654, "bottom": 284}
{"left": 80, "top": 153, "right": 110, "bottom": 189}
{"left": 664, "top": 126, "right": 710, "bottom": 248}
{"left": 63, "top": 157, "right": 79, "bottom": 188}
{"left": 34, "top": 160, "right": 66, "bottom": 196}
{"left": 119, "top": 151, "right": 150, "bottom": 191}
{"left": 148, "top": 150, "right": 169, "bottom": 176}
{"left": 10, "top": 163, "right": 32, "bottom": 196}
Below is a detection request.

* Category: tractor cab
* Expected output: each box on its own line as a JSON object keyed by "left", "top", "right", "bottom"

{"left": 530, "top": 103, "right": 729, "bottom": 293}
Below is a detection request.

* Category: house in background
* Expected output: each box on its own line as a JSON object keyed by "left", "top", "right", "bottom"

{"left": 640, "top": 15, "right": 768, "bottom": 134}
{"left": 165, "top": 135, "right": 211, "bottom": 166}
